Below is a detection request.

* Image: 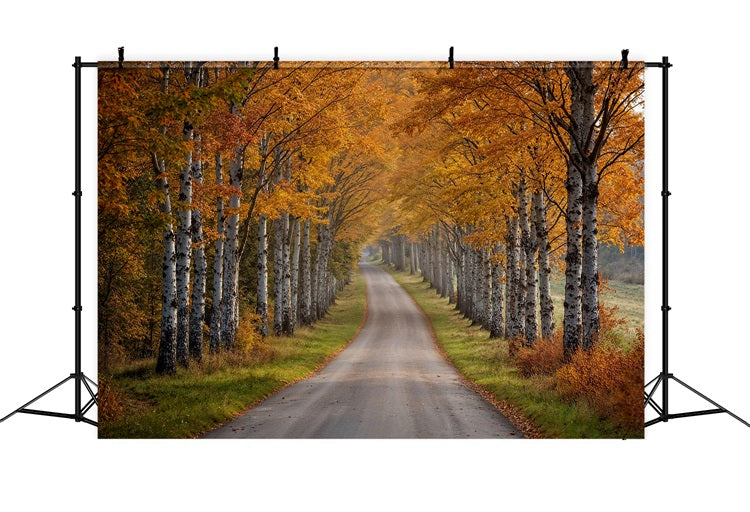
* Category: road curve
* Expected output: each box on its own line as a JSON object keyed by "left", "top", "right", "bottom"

{"left": 204, "top": 263, "right": 522, "bottom": 438}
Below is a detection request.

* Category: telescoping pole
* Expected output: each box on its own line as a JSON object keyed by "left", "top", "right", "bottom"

{"left": 661, "top": 55, "right": 669, "bottom": 422}
{"left": 74, "top": 56, "right": 82, "bottom": 422}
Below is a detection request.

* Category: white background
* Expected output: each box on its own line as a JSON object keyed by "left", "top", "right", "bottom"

{"left": 1, "top": 1, "right": 748, "bottom": 510}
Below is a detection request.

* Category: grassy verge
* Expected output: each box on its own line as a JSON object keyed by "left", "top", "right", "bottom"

{"left": 383, "top": 265, "right": 641, "bottom": 439}
{"left": 99, "top": 271, "right": 367, "bottom": 439}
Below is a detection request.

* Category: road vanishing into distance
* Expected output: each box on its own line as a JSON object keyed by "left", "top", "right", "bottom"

{"left": 204, "top": 263, "right": 522, "bottom": 439}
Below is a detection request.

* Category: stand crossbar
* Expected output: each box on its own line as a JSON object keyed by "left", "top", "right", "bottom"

{"left": 644, "top": 56, "right": 748, "bottom": 430}
{"left": 0, "top": 56, "right": 98, "bottom": 428}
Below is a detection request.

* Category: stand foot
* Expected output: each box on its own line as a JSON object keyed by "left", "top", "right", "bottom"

{"left": 645, "top": 373, "right": 750, "bottom": 429}
{"left": 0, "top": 372, "right": 98, "bottom": 427}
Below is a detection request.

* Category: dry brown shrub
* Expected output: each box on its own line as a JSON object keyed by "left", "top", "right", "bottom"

{"left": 556, "top": 330, "right": 644, "bottom": 432}
{"left": 512, "top": 331, "right": 566, "bottom": 377}
{"left": 598, "top": 301, "right": 628, "bottom": 345}
{"left": 97, "top": 376, "right": 125, "bottom": 424}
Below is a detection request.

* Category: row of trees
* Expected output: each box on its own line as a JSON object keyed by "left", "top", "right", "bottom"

{"left": 99, "top": 62, "right": 387, "bottom": 374}
{"left": 379, "top": 62, "right": 644, "bottom": 359}
{"left": 99, "top": 61, "right": 643, "bottom": 376}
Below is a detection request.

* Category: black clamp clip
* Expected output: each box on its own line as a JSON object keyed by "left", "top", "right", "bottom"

{"left": 448, "top": 47, "right": 454, "bottom": 69}
{"left": 273, "top": 47, "right": 279, "bottom": 69}
{"left": 118, "top": 46, "right": 125, "bottom": 68}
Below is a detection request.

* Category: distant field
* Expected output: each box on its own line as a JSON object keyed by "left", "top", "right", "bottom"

{"left": 549, "top": 274, "right": 644, "bottom": 337}
{"left": 370, "top": 254, "right": 644, "bottom": 340}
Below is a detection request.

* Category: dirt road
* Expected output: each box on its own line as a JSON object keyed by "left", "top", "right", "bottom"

{"left": 204, "top": 263, "right": 522, "bottom": 438}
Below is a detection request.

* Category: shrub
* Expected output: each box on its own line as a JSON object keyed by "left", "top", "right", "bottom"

{"left": 236, "top": 310, "right": 265, "bottom": 356}
{"left": 512, "top": 332, "right": 565, "bottom": 377}
{"left": 598, "top": 300, "right": 628, "bottom": 346}
{"left": 98, "top": 376, "right": 125, "bottom": 424}
{"left": 556, "top": 331, "right": 644, "bottom": 432}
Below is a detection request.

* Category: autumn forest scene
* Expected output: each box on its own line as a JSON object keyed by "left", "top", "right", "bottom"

{"left": 98, "top": 60, "right": 644, "bottom": 438}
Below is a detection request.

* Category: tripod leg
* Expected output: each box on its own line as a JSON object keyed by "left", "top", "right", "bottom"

{"left": 670, "top": 375, "right": 750, "bottom": 428}
{"left": 83, "top": 374, "right": 98, "bottom": 388}
{"left": 0, "top": 375, "right": 74, "bottom": 423}
{"left": 81, "top": 377, "right": 97, "bottom": 404}
{"left": 80, "top": 417, "right": 97, "bottom": 427}
{"left": 644, "top": 374, "right": 662, "bottom": 406}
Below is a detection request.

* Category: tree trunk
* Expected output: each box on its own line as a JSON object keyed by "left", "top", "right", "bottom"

{"left": 255, "top": 136, "right": 270, "bottom": 337}
{"left": 439, "top": 235, "right": 448, "bottom": 298}
{"left": 576, "top": 64, "right": 600, "bottom": 351}
{"left": 155, "top": 67, "right": 177, "bottom": 375}
{"left": 505, "top": 216, "right": 519, "bottom": 339}
{"left": 433, "top": 228, "right": 442, "bottom": 293}
{"left": 273, "top": 214, "right": 285, "bottom": 336}
{"left": 490, "top": 245, "right": 504, "bottom": 338}
{"left": 175, "top": 120, "right": 194, "bottom": 367}
{"left": 518, "top": 179, "right": 538, "bottom": 345}
{"left": 446, "top": 248, "right": 455, "bottom": 304}
{"left": 482, "top": 248, "right": 492, "bottom": 331}
{"left": 257, "top": 213, "right": 269, "bottom": 337}
{"left": 533, "top": 190, "right": 554, "bottom": 339}
{"left": 220, "top": 146, "right": 243, "bottom": 350}
{"left": 290, "top": 217, "right": 301, "bottom": 335}
{"left": 314, "top": 224, "right": 332, "bottom": 320}
{"left": 299, "top": 218, "right": 312, "bottom": 326}
{"left": 409, "top": 242, "right": 416, "bottom": 275}
{"left": 209, "top": 153, "right": 224, "bottom": 353}
{"left": 189, "top": 135, "right": 206, "bottom": 361}
{"left": 456, "top": 239, "right": 465, "bottom": 313}
{"left": 399, "top": 235, "right": 407, "bottom": 271}
{"left": 472, "top": 247, "right": 483, "bottom": 325}
{"left": 281, "top": 210, "right": 291, "bottom": 334}
{"left": 563, "top": 63, "right": 590, "bottom": 359}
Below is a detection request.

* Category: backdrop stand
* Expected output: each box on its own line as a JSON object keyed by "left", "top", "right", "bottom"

{"left": 2, "top": 52, "right": 747, "bottom": 432}
{"left": 644, "top": 56, "right": 749, "bottom": 429}
{"left": 0, "top": 56, "right": 98, "bottom": 428}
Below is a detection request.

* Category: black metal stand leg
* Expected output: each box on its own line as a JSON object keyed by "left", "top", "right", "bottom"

{"left": 0, "top": 376, "right": 75, "bottom": 423}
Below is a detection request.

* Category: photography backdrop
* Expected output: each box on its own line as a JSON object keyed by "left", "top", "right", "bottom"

{"left": 98, "top": 60, "right": 644, "bottom": 439}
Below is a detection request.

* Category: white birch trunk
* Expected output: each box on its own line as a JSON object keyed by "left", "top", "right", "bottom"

{"left": 472, "top": 247, "right": 482, "bottom": 325}
{"left": 273, "top": 215, "right": 285, "bottom": 336}
{"left": 290, "top": 217, "right": 301, "bottom": 334}
{"left": 281, "top": 211, "right": 291, "bottom": 335}
{"left": 446, "top": 249, "right": 455, "bottom": 304}
{"left": 490, "top": 244, "right": 504, "bottom": 338}
{"left": 209, "top": 153, "right": 224, "bottom": 353}
{"left": 518, "top": 179, "right": 538, "bottom": 345}
{"left": 409, "top": 242, "right": 416, "bottom": 275}
{"left": 220, "top": 146, "right": 243, "bottom": 350}
{"left": 256, "top": 136, "right": 270, "bottom": 337}
{"left": 175, "top": 121, "right": 193, "bottom": 367}
{"left": 189, "top": 136, "right": 206, "bottom": 361}
{"left": 299, "top": 218, "right": 312, "bottom": 326}
{"left": 576, "top": 63, "right": 600, "bottom": 351}
{"left": 505, "top": 216, "right": 519, "bottom": 339}
{"left": 257, "top": 213, "right": 269, "bottom": 337}
{"left": 482, "top": 248, "right": 492, "bottom": 331}
{"left": 563, "top": 62, "right": 588, "bottom": 359}
{"left": 533, "top": 190, "right": 554, "bottom": 339}
{"left": 155, "top": 67, "right": 177, "bottom": 375}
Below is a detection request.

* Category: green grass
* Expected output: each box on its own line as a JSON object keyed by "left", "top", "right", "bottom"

{"left": 383, "top": 265, "right": 641, "bottom": 439}
{"left": 99, "top": 271, "right": 367, "bottom": 439}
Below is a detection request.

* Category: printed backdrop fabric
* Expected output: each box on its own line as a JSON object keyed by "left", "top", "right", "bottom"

{"left": 98, "top": 61, "right": 644, "bottom": 438}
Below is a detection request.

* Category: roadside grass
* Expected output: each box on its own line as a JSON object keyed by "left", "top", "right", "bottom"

{"left": 99, "top": 271, "right": 367, "bottom": 439}
{"left": 384, "top": 265, "right": 642, "bottom": 439}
